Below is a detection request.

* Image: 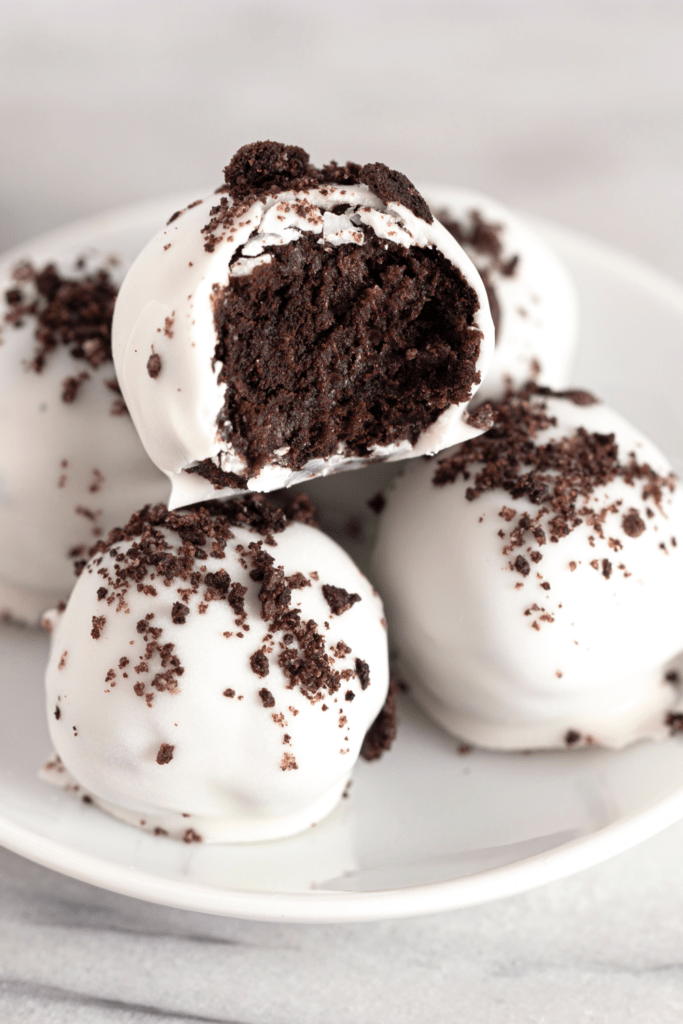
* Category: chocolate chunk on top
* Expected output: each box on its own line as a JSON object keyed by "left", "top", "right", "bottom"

{"left": 358, "top": 162, "right": 433, "bottom": 223}
{"left": 355, "top": 658, "right": 371, "bottom": 689}
{"left": 258, "top": 687, "right": 275, "bottom": 707}
{"left": 251, "top": 651, "right": 270, "bottom": 678}
{"left": 62, "top": 372, "right": 90, "bottom": 404}
{"left": 622, "top": 509, "right": 646, "bottom": 538}
{"left": 156, "top": 743, "right": 174, "bottom": 765}
{"left": 91, "top": 615, "right": 105, "bottom": 639}
{"left": 223, "top": 141, "right": 312, "bottom": 201}
{"left": 171, "top": 601, "right": 189, "bottom": 624}
{"left": 147, "top": 353, "right": 162, "bottom": 378}
{"left": 322, "top": 584, "right": 361, "bottom": 616}
{"left": 221, "top": 142, "right": 433, "bottom": 224}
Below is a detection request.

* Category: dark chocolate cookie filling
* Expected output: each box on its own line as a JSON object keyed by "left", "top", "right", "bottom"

{"left": 212, "top": 231, "right": 482, "bottom": 478}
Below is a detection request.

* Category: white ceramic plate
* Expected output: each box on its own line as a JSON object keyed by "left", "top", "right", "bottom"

{"left": 2, "top": 195, "right": 683, "bottom": 923}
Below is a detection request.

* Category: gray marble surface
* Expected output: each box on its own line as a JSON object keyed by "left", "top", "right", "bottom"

{"left": 1, "top": 822, "right": 683, "bottom": 1024}
{"left": 2, "top": 1, "right": 683, "bottom": 1020}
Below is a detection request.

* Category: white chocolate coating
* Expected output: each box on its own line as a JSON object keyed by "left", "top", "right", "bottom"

{"left": 44, "top": 516, "right": 389, "bottom": 842}
{"left": 373, "top": 394, "right": 683, "bottom": 751}
{"left": 0, "top": 256, "right": 168, "bottom": 625}
{"left": 422, "top": 186, "right": 579, "bottom": 400}
{"left": 112, "top": 185, "right": 495, "bottom": 509}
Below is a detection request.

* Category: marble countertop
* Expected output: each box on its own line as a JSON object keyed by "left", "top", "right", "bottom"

{"left": 2, "top": 821, "right": 683, "bottom": 1023}
{"left": 2, "top": 1, "right": 683, "bottom": 1020}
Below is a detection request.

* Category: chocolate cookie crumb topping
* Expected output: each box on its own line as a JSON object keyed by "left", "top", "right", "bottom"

{"left": 548, "top": 389, "right": 598, "bottom": 406}
{"left": 434, "top": 385, "right": 675, "bottom": 556}
{"left": 258, "top": 686, "right": 275, "bottom": 706}
{"left": 514, "top": 555, "right": 530, "bottom": 577}
{"left": 5, "top": 260, "right": 118, "bottom": 377}
{"left": 355, "top": 658, "right": 371, "bottom": 690}
{"left": 252, "top": 652, "right": 270, "bottom": 678}
{"left": 220, "top": 142, "right": 432, "bottom": 224}
{"left": 286, "top": 572, "right": 310, "bottom": 590}
{"left": 62, "top": 371, "right": 90, "bottom": 404}
{"left": 440, "top": 210, "right": 518, "bottom": 277}
{"left": 156, "top": 743, "right": 174, "bottom": 765}
{"left": 322, "top": 584, "right": 361, "bottom": 616}
{"left": 361, "top": 677, "right": 397, "bottom": 760}
{"left": 280, "top": 752, "right": 298, "bottom": 771}
{"left": 622, "top": 509, "right": 646, "bottom": 538}
{"left": 147, "top": 352, "right": 162, "bottom": 378}
{"left": 358, "top": 161, "right": 433, "bottom": 222}
{"left": 91, "top": 615, "right": 105, "bottom": 639}
{"left": 184, "top": 460, "right": 248, "bottom": 492}
{"left": 282, "top": 492, "right": 317, "bottom": 527}
{"left": 439, "top": 209, "right": 523, "bottom": 334}
{"left": 223, "top": 141, "right": 312, "bottom": 201}
{"left": 465, "top": 402, "right": 496, "bottom": 432}
{"left": 171, "top": 602, "right": 189, "bottom": 624}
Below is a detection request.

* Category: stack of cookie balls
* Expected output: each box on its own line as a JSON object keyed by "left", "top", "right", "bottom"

{"left": 6, "top": 139, "right": 675, "bottom": 844}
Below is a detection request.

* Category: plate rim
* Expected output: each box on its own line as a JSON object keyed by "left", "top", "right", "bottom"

{"left": 1, "top": 766, "right": 683, "bottom": 922}
{"left": 2, "top": 195, "right": 683, "bottom": 922}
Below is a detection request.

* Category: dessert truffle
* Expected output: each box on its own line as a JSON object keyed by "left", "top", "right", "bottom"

{"left": 423, "top": 187, "right": 578, "bottom": 400}
{"left": 112, "top": 141, "right": 495, "bottom": 509}
{"left": 373, "top": 386, "right": 683, "bottom": 750}
{"left": 43, "top": 497, "right": 390, "bottom": 842}
{"left": 0, "top": 256, "right": 168, "bottom": 624}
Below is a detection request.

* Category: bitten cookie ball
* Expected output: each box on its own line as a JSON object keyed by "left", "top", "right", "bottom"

{"left": 112, "top": 141, "right": 495, "bottom": 508}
